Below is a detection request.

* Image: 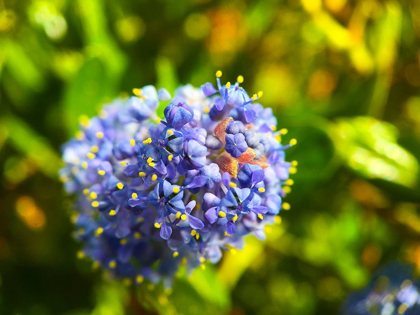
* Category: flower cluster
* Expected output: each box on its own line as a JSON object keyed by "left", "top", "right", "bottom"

{"left": 343, "top": 263, "right": 420, "bottom": 315}
{"left": 60, "top": 72, "right": 297, "bottom": 286}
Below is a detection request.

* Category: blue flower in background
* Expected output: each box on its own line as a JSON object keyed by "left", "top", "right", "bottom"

{"left": 60, "top": 71, "right": 297, "bottom": 286}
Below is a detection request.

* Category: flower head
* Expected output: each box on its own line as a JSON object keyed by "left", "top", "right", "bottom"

{"left": 60, "top": 72, "right": 297, "bottom": 286}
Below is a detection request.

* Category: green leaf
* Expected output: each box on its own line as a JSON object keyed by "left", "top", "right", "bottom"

{"left": 156, "top": 57, "right": 179, "bottom": 118}
{"left": 330, "top": 116, "right": 419, "bottom": 188}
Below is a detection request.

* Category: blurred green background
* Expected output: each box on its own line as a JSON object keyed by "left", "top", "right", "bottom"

{"left": 1, "top": 0, "right": 420, "bottom": 314}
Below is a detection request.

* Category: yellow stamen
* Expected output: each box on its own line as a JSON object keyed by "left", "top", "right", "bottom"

{"left": 117, "top": 182, "right": 124, "bottom": 190}
{"left": 151, "top": 174, "right": 157, "bottom": 181}
{"left": 90, "top": 192, "right": 98, "bottom": 199}
{"left": 176, "top": 212, "right": 182, "bottom": 219}
{"left": 82, "top": 161, "right": 88, "bottom": 169}
{"left": 216, "top": 70, "right": 222, "bottom": 77}
{"left": 120, "top": 161, "right": 128, "bottom": 165}
{"left": 143, "top": 138, "right": 152, "bottom": 144}
{"left": 83, "top": 189, "right": 89, "bottom": 195}
{"left": 203, "top": 107, "right": 210, "bottom": 114}
{"left": 289, "top": 167, "right": 297, "bottom": 174}
{"left": 168, "top": 155, "right": 173, "bottom": 161}
{"left": 154, "top": 222, "right": 162, "bottom": 228}
{"left": 229, "top": 182, "right": 237, "bottom": 188}
{"left": 199, "top": 257, "right": 205, "bottom": 263}
{"left": 120, "top": 238, "right": 128, "bottom": 245}
{"left": 258, "top": 213, "right": 264, "bottom": 220}
{"left": 258, "top": 187, "right": 266, "bottom": 193}
{"left": 132, "top": 88, "right": 142, "bottom": 96}
{"left": 257, "top": 91, "right": 263, "bottom": 98}
{"left": 252, "top": 94, "right": 257, "bottom": 101}
{"left": 131, "top": 192, "right": 138, "bottom": 199}
{"left": 280, "top": 128, "right": 288, "bottom": 135}
{"left": 218, "top": 211, "right": 226, "bottom": 218}
{"left": 286, "top": 179, "right": 294, "bottom": 185}
{"left": 274, "top": 216, "right": 282, "bottom": 224}
{"left": 98, "top": 170, "right": 105, "bottom": 176}
{"left": 95, "top": 227, "right": 103, "bottom": 236}
{"left": 289, "top": 139, "right": 297, "bottom": 146}
{"left": 130, "top": 139, "right": 136, "bottom": 146}
{"left": 147, "top": 157, "right": 153, "bottom": 164}
{"left": 237, "top": 75, "right": 244, "bottom": 83}
{"left": 91, "top": 145, "right": 99, "bottom": 153}
{"left": 155, "top": 118, "right": 162, "bottom": 123}
{"left": 282, "top": 202, "right": 291, "bottom": 210}
{"left": 76, "top": 131, "right": 85, "bottom": 140}
{"left": 91, "top": 201, "right": 99, "bottom": 208}
{"left": 108, "top": 260, "right": 117, "bottom": 268}
{"left": 283, "top": 186, "right": 292, "bottom": 194}
{"left": 181, "top": 214, "right": 187, "bottom": 220}
{"left": 225, "top": 82, "right": 231, "bottom": 88}
{"left": 270, "top": 125, "right": 276, "bottom": 131}
{"left": 191, "top": 229, "right": 197, "bottom": 236}
{"left": 87, "top": 153, "right": 95, "bottom": 159}
{"left": 77, "top": 250, "right": 85, "bottom": 259}
{"left": 96, "top": 132, "right": 104, "bottom": 139}
{"left": 139, "top": 172, "right": 146, "bottom": 177}
{"left": 173, "top": 187, "right": 180, "bottom": 194}
{"left": 148, "top": 162, "right": 155, "bottom": 167}
{"left": 195, "top": 233, "right": 200, "bottom": 240}
{"left": 167, "top": 130, "right": 174, "bottom": 135}
{"left": 109, "top": 209, "right": 117, "bottom": 216}
{"left": 134, "top": 232, "right": 141, "bottom": 239}
{"left": 291, "top": 160, "right": 298, "bottom": 166}
{"left": 136, "top": 275, "right": 144, "bottom": 283}
{"left": 173, "top": 251, "right": 179, "bottom": 257}
{"left": 232, "top": 214, "right": 238, "bottom": 222}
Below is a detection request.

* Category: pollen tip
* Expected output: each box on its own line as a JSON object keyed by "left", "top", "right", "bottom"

{"left": 216, "top": 70, "right": 222, "bottom": 78}
{"left": 237, "top": 75, "right": 244, "bottom": 83}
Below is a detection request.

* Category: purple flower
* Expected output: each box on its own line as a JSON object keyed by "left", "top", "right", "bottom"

{"left": 164, "top": 102, "right": 194, "bottom": 130}
{"left": 225, "top": 133, "right": 248, "bottom": 158}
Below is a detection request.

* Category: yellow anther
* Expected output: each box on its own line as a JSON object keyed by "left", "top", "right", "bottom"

{"left": 270, "top": 125, "right": 277, "bottom": 131}
{"left": 275, "top": 135, "right": 281, "bottom": 142}
{"left": 224, "top": 231, "right": 230, "bottom": 236}
{"left": 91, "top": 201, "right": 99, "bottom": 208}
{"left": 143, "top": 138, "right": 152, "bottom": 144}
{"left": 132, "top": 88, "right": 142, "bottom": 96}
{"left": 282, "top": 202, "right": 291, "bottom": 210}
{"left": 258, "top": 187, "right": 266, "bottom": 193}
{"left": 95, "top": 227, "right": 104, "bottom": 236}
{"left": 83, "top": 189, "right": 89, "bottom": 195}
{"left": 147, "top": 157, "right": 153, "bottom": 164}
{"left": 232, "top": 214, "right": 238, "bottom": 222}
{"left": 134, "top": 232, "right": 141, "bottom": 239}
{"left": 82, "top": 161, "right": 88, "bottom": 169}
{"left": 131, "top": 192, "right": 138, "bottom": 199}
{"left": 257, "top": 91, "right": 263, "bottom": 98}
{"left": 87, "top": 152, "right": 96, "bottom": 159}
{"left": 71, "top": 167, "right": 79, "bottom": 174}
{"left": 173, "top": 187, "right": 180, "bottom": 194}
{"left": 199, "top": 257, "right": 206, "bottom": 263}
{"left": 96, "top": 132, "right": 104, "bottom": 139}
{"left": 92, "top": 261, "right": 100, "bottom": 270}
{"left": 280, "top": 128, "right": 288, "bottom": 135}
{"left": 289, "top": 138, "right": 297, "bottom": 146}
{"left": 225, "top": 82, "right": 231, "bottom": 88}
{"left": 291, "top": 160, "right": 298, "bottom": 166}
{"left": 117, "top": 182, "right": 124, "bottom": 190}
{"left": 203, "top": 106, "right": 210, "bottom": 114}
{"left": 136, "top": 275, "right": 144, "bottom": 283}
{"left": 76, "top": 131, "right": 85, "bottom": 140}
{"left": 168, "top": 155, "right": 173, "bottom": 161}
{"left": 139, "top": 172, "right": 146, "bottom": 177}
{"left": 274, "top": 216, "right": 282, "bottom": 224}
{"left": 176, "top": 212, "right": 182, "bottom": 219}
{"left": 218, "top": 211, "right": 226, "bottom": 218}
{"left": 285, "top": 179, "right": 294, "bottom": 186}
{"left": 98, "top": 170, "right": 105, "bottom": 176}
{"left": 108, "top": 260, "right": 117, "bottom": 268}
{"left": 151, "top": 174, "right": 157, "bottom": 181}
{"left": 149, "top": 162, "right": 155, "bottom": 167}
{"left": 130, "top": 139, "right": 136, "bottom": 146}
{"left": 283, "top": 186, "right": 292, "bottom": 194}
{"left": 191, "top": 229, "right": 197, "bottom": 236}
{"left": 173, "top": 251, "right": 179, "bottom": 257}
{"left": 120, "top": 238, "right": 128, "bottom": 245}
{"left": 289, "top": 167, "right": 297, "bottom": 174}
{"left": 109, "top": 209, "right": 117, "bottom": 216}
{"left": 258, "top": 213, "right": 264, "bottom": 220}
{"left": 77, "top": 250, "right": 85, "bottom": 259}
{"left": 216, "top": 70, "right": 222, "bottom": 77}
{"left": 181, "top": 214, "right": 187, "bottom": 220}
{"left": 237, "top": 75, "right": 244, "bottom": 83}
{"left": 167, "top": 130, "right": 174, "bottom": 135}
{"left": 120, "top": 161, "right": 128, "bottom": 165}
{"left": 201, "top": 264, "right": 206, "bottom": 270}
{"left": 90, "top": 192, "right": 98, "bottom": 199}
{"left": 229, "top": 182, "right": 237, "bottom": 188}
{"left": 252, "top": 94, "right": 257, "bottom": 101}
{"left": 154, "top": 222, "right": 162, "bottom": 228}
{"left": 78, "top": 115, "right": 90, "bottom": 128}
{"left": 195, "top": 233, "right": 200, "bottom": 240}
{"left": 155, "top": 118, "right": 162, "bottom": 123}
{"left": 91, "top": 145, "right": 99, "bottom": 153}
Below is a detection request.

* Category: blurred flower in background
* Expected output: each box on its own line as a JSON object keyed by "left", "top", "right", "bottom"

{"left": 1, "top": 0, "right": 420, "bottom": 314}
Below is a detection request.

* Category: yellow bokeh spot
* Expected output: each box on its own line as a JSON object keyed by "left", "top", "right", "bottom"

{"left": 282, "top": 202, "right": 291, "bottom": 210}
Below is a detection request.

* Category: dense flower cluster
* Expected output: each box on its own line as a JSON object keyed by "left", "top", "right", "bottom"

{"left": 343, "top": 263, "right": 420, "bottom": 315}
{"left": 60, "top": 72, "right": 297, "bottom": 286}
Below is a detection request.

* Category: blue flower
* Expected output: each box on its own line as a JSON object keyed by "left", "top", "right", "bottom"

{"left": 60, "top": 71, "right": 296, "bottom": 286}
